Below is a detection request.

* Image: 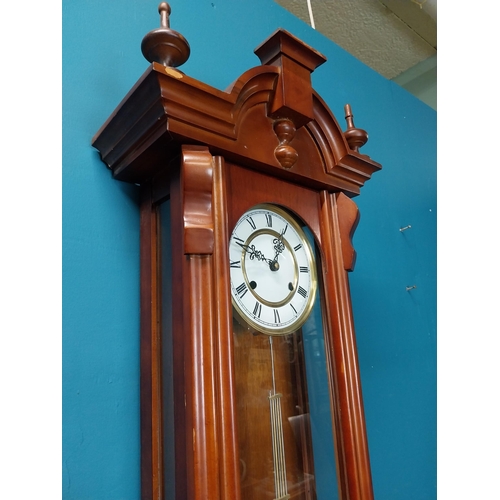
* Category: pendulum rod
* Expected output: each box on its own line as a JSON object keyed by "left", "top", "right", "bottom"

{"left": 269, "top": 336, "right": 290, "bottom": 500}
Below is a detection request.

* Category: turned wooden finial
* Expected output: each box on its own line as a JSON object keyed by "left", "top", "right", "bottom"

{"left": 273, "top": 119, "right": 298, "bottom": 169}
{"left": 343, "top": 104, "right": 368, "bottom": 152}
{"left": 159, "top": 2, "right": 171, "bottom": 27}
{"left": 141, "top": 2, "right": 190, "bottom": 67}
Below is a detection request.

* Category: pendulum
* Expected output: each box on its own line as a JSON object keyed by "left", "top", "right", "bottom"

{"left": 268, "top": 336, "right": 290, "bottom": 500}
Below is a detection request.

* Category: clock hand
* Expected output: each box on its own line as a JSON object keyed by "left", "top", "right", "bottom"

{"left": 270, "top": 229, "right": 286, "bottom": 269}
{"left": 236, "top": 241, "right": 273, "bottom": 265}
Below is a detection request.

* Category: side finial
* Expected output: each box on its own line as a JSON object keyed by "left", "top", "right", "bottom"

{"left": 343, "top": 104, "right": 368, "bottom": 152}
{"left": 141, "top": 2, "right": 190, "bottom": 67}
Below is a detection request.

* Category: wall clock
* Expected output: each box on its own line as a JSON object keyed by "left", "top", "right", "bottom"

{"left": 92, "top": 3, "right": 382, "bottom": 500}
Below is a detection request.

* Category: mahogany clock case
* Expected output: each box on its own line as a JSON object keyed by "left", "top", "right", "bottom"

{"left": 63, "top": 0, "right": 437, "bottom": 497}
{"left": 136, "top": 138, "right": 376, "bottom": 500}
{"left": 93, "top": 19, "right": 382, "bottom": 496}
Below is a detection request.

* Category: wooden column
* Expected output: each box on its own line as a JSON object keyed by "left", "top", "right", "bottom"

{"left": 176, "top": 146, "right": 241, "bottom": 500}
{"left": 212, "top": 156, "right": 242, "bottom": 500}
{"left": 178, "top": 146, "right": 219, "bottom": 499}
{"left": 319, "top": 191, "right": 374, "bottom": 500}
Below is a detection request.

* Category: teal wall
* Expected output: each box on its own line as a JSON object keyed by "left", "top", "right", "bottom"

{"left": 63, "top": 0, "right": 436, "bottom": 498}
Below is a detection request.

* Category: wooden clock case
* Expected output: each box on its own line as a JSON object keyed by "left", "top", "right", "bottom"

{"left": 92, "top": 8, "right": 381, "bottom": 500}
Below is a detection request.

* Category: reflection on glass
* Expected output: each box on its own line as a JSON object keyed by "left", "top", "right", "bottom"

{"left": 160, "top": 200, "right": 175, "bottom": 500}
{"left": 302, "top": 278, "right": 338, "bottom": 499}
{"left": 233, "top": 229, "right": 339, "bottom": 500}
{"left": 233, "top": 322, "right": 316, "bottom": 499}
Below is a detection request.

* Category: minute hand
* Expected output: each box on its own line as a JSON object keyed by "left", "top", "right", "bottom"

{"left": 272, "top": 229, "right": 286, "bottom": 262}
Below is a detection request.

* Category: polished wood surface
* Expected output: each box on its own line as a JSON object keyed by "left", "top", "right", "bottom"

{"left": 94, "top": 23, "right": 381, "bottom": 500}
{"left": 181, "top": 145, "right": 214, "bottom": 254}
{"left": 141, "top": 2, "right": 190, "bottom": 68}
{"left": 165, "top": 149, "right": 243, "bottom": 500}
{"left": 254, "top": 29, "right": 326, "bottom": 128}
{"left": 318, "top": 192, "right": 374, "bottom": 500}
{"left": 335, "top": 193, "right": 360, "bottom": 272}
{"left": 169, "top": 150, "right": 223, "bottom": 500}
{"left": 212, "top": 156, "right": 242, "bottom": 500}
{"left": 92, "top": 30, "right": 380, "bottom": 197}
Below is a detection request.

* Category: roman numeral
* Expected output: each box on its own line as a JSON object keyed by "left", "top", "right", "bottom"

{"left": 297, "top": 286, "right": 307, "bottom": 298}
{"left": 233, "top": 235, "right": 244, "bottom": 244}
{"left": 290, "top": 303, "right": 298, "bottom": 316}
{"left": 273, "top": 309, "right": 281, "bottom": 324}
{"left": 294, "top": 243, "right": 302, "bottom": 252}
{"left": 230, "top": 260, "right": 241, "bottom": 268}
{"left": 236, "top": 282, "right": 248, "bottom": 298}
{"left": 299, "top": 266, "right": 308, "bottom": 273}
{"left": 253, "top": 302, "right": 262, "bottom": 318}
{"left": 265, "top": 213, "right": 272, "bottom": 227}
{"left": 246, "top": 217, "right": 256, "bottom": 230}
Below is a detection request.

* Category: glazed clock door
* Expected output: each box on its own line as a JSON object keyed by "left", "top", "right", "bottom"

{"left": 229, "top": 204, "right": 339, "bottom": 500}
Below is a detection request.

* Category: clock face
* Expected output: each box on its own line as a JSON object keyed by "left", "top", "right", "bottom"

{"left": 229, "top": 204, "right": 317, "bottom": 335}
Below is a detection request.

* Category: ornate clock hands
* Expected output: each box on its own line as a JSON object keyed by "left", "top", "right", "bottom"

{"left": 237, "top": 238, "right": 286, "bottom": 273}
{"left": 236, "top": 241, "right": 273, "bottom": 265}
{"left": 236, "top": 228, "right": 288, "bottom": 273}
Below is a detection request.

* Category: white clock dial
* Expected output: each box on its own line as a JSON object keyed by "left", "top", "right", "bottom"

{"left": 229, "top": 204, "right": 317, "bottom": 335}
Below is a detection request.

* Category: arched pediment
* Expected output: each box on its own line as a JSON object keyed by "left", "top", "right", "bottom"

{"left": 92, "top": 29, "right": 381, "bottom": 197}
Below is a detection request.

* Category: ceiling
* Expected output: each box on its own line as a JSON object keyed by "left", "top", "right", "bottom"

{"left": 274, "top": 0, "right": 437, "bottom": 109}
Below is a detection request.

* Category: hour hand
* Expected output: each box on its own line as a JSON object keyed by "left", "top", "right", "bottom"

{"left": 236, "top": 242, "right": 271, "bottom": 264}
